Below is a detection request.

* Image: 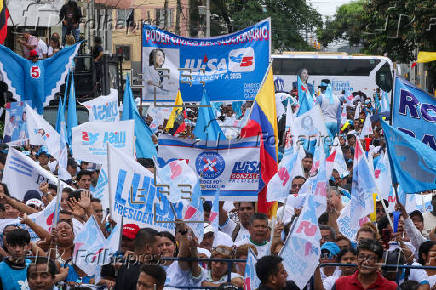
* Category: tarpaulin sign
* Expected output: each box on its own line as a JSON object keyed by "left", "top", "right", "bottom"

{"left": 142, "top": 18, "right": 271, "bottom": 101}
{"left": 158, "top": 135, "right": 261, "bottom": 201}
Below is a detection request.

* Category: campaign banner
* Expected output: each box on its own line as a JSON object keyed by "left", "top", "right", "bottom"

{"left": 3, "top": 148, "right": 59, "bottom": 201}
{"left": 71, "top": 120, "right": 134, "bottom": 163}
{"left": 80, "top": 89, "right": 119, "bottom": 122}
{"left": 25, "top": 105, "right": 60, "bottom": 158}
{"left": 158, "top": 135, "right": 261, "bottom": 201}
{"left": 3, "top": 101, "right": 31, "bottom": 143}
{"left": 142, "top": 18, "right": 271, "bottom": 101}
{"left": 107, "top": 144, "right": 185, "bottom": 233}
{"left": 392, "top": 77, "right": 436, "bottom": 150}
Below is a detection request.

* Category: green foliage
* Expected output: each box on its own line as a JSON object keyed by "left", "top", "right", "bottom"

{"left": 210, "top": 0, "right": 322, "bottom": 51}
{"left": 316, "top": 0, "right": 365, "bottom": 47}
{"left": 317, "top": 0, "right": 436, "bottom": 63}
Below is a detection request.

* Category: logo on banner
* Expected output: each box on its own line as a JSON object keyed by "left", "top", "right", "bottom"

{"left": 228, "top": 48, "right": 255, "bottom": 72}
{"left": 82, "top": 132, "right": 99, "bottom": 146}
{"left": 195, "top": 152, "right": 225, "bottom": 179}
{"left": 103, "top": 131, "right": 126, "bottom": 148}
{"left": 91, "top": 101, "right": 118, "bottom": 121}
{"left": 230, "top": 161, "right": 260, "bottom": 180}
{"left": 34, "top": 128, "right": 49, "bottom": 141}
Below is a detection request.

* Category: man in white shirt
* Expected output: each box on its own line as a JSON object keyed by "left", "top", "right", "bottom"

{"left": 423, "top": 194, "right": 436, "bottom": 237}
{"left": 219, "top": 202, "right": 255, "bottom": 243}
{"left": 36, "top": 38, "right": 48, "bottom": 59}
{"left": 234, "top": 213, "right": 271, "bottom": 258}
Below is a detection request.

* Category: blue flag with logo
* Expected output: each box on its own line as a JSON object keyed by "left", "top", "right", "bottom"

{"left": 193, "top": 89, "right": 226, "bottom": 141}
{"left": 122, "top": 75, "right": 157, "bottom": 158}
{"left": 381, "top": 120, "right": 436, "bottom": 193}
{"left": 392, "top": 77, "right": 436, "bottom": 151}
{"left": 0, "top": 42, "right": 81, "bottom": 114}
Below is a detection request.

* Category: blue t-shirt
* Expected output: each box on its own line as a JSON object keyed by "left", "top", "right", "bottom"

{"left": 65, "top": 264, "right": 94, "bottom": 284}
{"left": 0, "top": 259, "right": 31, "bottom": 290}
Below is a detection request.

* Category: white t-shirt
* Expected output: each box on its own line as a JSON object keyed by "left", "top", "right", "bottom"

{"left": 428, "top": 274, "right": 436, "bottom": 287}
{"left": 423, "top": 212, "right": 436, "bottom": 237}
{"left": 203, "top": 270, "right": 242, "bottom": 284}
{"left": 234, "top": 238, "right": 271, "bottom": 259}
{"left": 323, "top": 274, "right": 340, "bottom": 290}
{"left": 220, "top": 218, "right": 250, "bottom": 243}
{"left": 164, "top": 261, "right": 205, "bottom": 289}
{"left": 407, "top": 262, "right": 430, "bottom": 285}
{"left": 37, "top": 39, "right": 48, "bottom": 59}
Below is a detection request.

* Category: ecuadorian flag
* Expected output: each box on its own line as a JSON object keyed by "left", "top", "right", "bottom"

{"left": 0, "top": 0, "right": 9, "bottom": 44}
{"left": 241, "top": 66, "right": 278, "bottom": 214}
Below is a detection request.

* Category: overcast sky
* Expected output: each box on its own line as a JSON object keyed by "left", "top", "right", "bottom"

{"left": 308, "top": 0, "right": 354, "bottom": 19}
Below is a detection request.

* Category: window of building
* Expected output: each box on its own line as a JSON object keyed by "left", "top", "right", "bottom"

{"left": 117, "top": 9, "right": 133, "bottom": 28}
{"left": 115, "top": 45, "right": 131, "bottom": 61}
{"left": 155, "top": 8, "right": 174, "bottom": 28}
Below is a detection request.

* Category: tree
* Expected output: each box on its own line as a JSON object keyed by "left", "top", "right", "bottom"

{"left": 210, "top": 0, "right": 322, "bottom": 51}
{"left": 316, "top": 0, "right": 365, "bottom": 47}
{"left": 317, "top": 0, "right": 436, "bottom": 63}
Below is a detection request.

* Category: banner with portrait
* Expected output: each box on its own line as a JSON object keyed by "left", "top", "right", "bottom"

{"left": 3, "top": 101, "right": 31, "bottom": 143}
{"left": 141, "top": 19, "right": 271, "bottom": 102}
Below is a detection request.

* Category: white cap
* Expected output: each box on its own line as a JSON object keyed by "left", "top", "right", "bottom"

{"left": 26, "top": 198, "right": 43, "bottom": 209}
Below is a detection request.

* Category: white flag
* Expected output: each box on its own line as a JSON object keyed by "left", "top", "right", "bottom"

{"left": 81, "top": 89, "right": 119, "bottom": 122}
{"left": 360, "top": 113, "right": 373, "bottom": 138}
{"left": 71, "top": 120, "right": 134, "bottom": 164}
{"left": 25, "top": 105, "right": 60, "bottom": 158}
{"left": 3, "top": 148, "right": 58, "bottom": 200}
{"left": 107, "top": 144, "right": 185, "bottom": 233}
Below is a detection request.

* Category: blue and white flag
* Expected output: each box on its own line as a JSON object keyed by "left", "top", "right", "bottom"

{"left": 244, "top": 248, "right": 260, "bottom": 290}
{"left": 297, "top": 76, "right": 313, "bottom": 117}
{"left": 193, "top": 89, "right": 226, "bottom": 141}
{"left": 381, "top": 120, "right": 436, "bottom": 193}
{"left": 73, "top": 216, "right": 107, "bottom": 276}
{"left": 66, "top": 73, "right": 78, "bottom": 145}
{"left": 122, "top": 75, "right": 157, "bottom": 158}
{"left": 374, "top": 152, "right": 392, "bottom": 200}
{"left": 0, "top": 42, "right": 81, "bottom": 114}
{"left": 280, "top": 165, "right": 327, "bottom": 288}
{"left": 337, "top": 139, "right": 377, "bottom": 239}
{"left": 81, "top": 89, "right": 119, "bottom": 122}
{"left": 184, "top": 182, "right": 204, "bottom": 242}
{"left": 157, "top": 159, "right": 199, "bottom": 203}
{"left": 2, "top": 148, "right": 60, "bottom": 200}
{"left": 380, "top": 90, "right": 390, "bottom": 113}
{"left": 392, "top": 77, "right": 436, "bottom": 150}
{"left": 28, "top": 198, "right": 60, "bottom": 232}
{"left": 107, "top": 144, "right": 184, "bottom": 233}
{"left": 25, "top": 105, "right": 60, "bottom": 158}
{"left": 267, "top": 148, "right": 298, "bottom": 202}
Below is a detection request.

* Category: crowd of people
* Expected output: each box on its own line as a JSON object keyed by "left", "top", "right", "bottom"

{"left": 0, "top": 40, "right": 435, "bottom": 289}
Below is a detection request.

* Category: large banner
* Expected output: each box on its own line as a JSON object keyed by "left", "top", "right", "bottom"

{"left": 392, "top": 77, "right": 436, "bottom": 151}
{"left": 3, "top": 148, "right": 59, "bottom": 201}
{"left": 107, "top": 145, "right": 184, "bottom": 233}
{"left": 142, "top": 19, "right": 271, "bottom": 101}
{"left": 158, "top": 135, "right": 261, "bottom": 201}
{"left": 80, "top": 89, "right": 119, "bottom": 122}
{"left": 3, "top": 101, "right": 30, "bottom": 143}
{"left": 71, "top": 120, "right": 134, "bottom": 163}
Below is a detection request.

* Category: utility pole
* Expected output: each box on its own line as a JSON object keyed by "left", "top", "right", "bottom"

{"left": 163, "top": 0, "right": 169, "bottom": 29}
{"left": 175, "top": 0, "right": 181, "bottom": 34}
{"left": 206, "top": 0, "right": 210, "bottom": 37}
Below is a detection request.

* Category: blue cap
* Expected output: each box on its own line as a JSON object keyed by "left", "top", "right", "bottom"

{"left": 321, "top": 242, "right": 341, "bottom": 257}
{"left": 36, "top": 146, "right": 51, "bottom": 157}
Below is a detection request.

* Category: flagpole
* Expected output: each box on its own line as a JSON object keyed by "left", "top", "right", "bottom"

{"left": 106, "top": 142, "right": 113, "bottom": 216}
{"left": 53, "top": 177, "right": 62, "bottom": 228}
